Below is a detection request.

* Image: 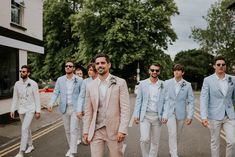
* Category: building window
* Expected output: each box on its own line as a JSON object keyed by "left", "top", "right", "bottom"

{"left": 11, "top": 0, "right": 25, "bottom": 26}
{"left": 0, "top": 46, "right": 19, "bottom": 99}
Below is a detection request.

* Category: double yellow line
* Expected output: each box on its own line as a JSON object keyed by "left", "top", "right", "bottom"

{"left": 194, "top": 106, "right": 226, "bottom": 140}
{"left": 0, "top": 120, "right": 63, "bottom": 157}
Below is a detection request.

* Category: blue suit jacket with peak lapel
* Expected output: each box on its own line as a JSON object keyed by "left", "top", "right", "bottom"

{"left": 49, "top": 75, "right": 83, "bottom": 113}
{"left": 164, "top": 78, "right": 195, "bottom": 120}
{"left": 133, "top": 78, "right": 167, "bottom": 121}
{"left": 200, "top": 74, "right": 235, "bottom": 120}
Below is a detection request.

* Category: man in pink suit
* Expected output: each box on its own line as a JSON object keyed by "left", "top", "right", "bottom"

{"left": 83, "top": 53, "right": 130, "bottom": 157}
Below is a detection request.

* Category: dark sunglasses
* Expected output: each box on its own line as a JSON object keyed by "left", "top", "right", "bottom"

{"left": 19, "top": 70, "right": 27, "bottom": 73}
{"left": 216, "top": 63, "right": 226, "bottom": 67}
{"left": 65, "top": 65, "right": 74, "bottom": 68}
{"left": 150, "top": 69, "right": 160, "bottom": 72}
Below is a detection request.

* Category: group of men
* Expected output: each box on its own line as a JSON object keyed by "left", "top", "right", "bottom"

{"left": 10, "top": 54, "right": 235, "bottom": 157}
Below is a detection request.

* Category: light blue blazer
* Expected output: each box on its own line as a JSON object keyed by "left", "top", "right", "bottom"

{"left": 133, "top": 78, "right": 167, "bottom": 121}
{"left": 164, "top": 78, "right": 195, "bottom": 120}
{"left": 77, "top": 77, "right": 93, "bottom": 112}
{"left": 200, "top": 74, "right": 235, "bottom": 120}
{"left": 49, "top": 75, "right": 83, "bottom": 113}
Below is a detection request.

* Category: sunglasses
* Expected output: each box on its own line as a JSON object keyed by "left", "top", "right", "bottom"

{"left": 216, "top": 63, "right": 226, "bottom": 67}
{"left": 150, "top": 69, "right": 160, "bottom": 72}
{"left": 19, "top": 70, "right": 27, "bottom": 73}
{"left": 65, "top": 65, "right": 74, "bottom": 68}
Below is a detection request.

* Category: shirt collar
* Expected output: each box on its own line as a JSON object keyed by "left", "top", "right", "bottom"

{"left": 66, "top": 74, "right": 76, "bottom": 81}
{"left": 174, "top": 78, "right": 183, "bottom": 85}
{"left": 148, "top": 78, "right": 160, "bottom": 86}
{"left": 215, "top": 73, "right": 227, "bottom": 81}
{"left": 20, "top": 78, "right": 30, "bottom": 84}
{"left": 97, "top": 73, "right": 111, "bottom": 86}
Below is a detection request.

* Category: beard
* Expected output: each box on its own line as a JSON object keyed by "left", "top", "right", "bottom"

{"left": 151, "top": 74, "right": 158, "bottom": 78}
{"left": 21, "top": 74, "right": 27, "bottom": 79}
{"left": 98, "top": 67, "right": 105, "bottom": 75}
{"left": 66, "top": 71, "right": 73, "bottom": 75}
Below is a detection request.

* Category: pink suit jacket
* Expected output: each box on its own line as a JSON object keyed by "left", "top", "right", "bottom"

{"left": 83, "top": 74, "right": 130, "bottom": 141}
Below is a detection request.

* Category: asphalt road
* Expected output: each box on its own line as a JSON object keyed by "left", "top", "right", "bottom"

{"left": 0, "top": 93, "right": 227, "bottom": 157}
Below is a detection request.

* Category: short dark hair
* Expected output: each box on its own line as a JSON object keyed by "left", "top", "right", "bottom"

{"left": 75, "top": 67, "right": 82, "bottom": 71}
{"left": 21, "top": 65, "right": 30, "bottom": 73}
{"left": 213, "top": 56, "right": 226, "bottom": 65}
{"left": 148, "top": 63, "right": 161, "bottom": 69}
{"left": 87, "top": 63, "right": 97, "bottom": 73}
{"left": 173, "top": 64, "right": 184, "bottom": 72}
{"left": 94, "top": 53, "right": 110, "bottom": 63}
{"left": 65, "top": 60, "right": 75, "bottom": 66}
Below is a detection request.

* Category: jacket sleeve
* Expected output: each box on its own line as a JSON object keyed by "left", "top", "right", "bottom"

{"left": 49, "top": 78, "right": 60, "bottom": 107}
{"left": 133, "top": 82, "right": 143, "bottom": 118}
{"left": 162, "top": 80, "right": 170, "bottom": 119}
{"left": 11, "top": 82, "right": 18, "bottom": 112}
{"left": 77, "top": 80, "right": 86, "bottom": 112}
{"left": 118, "top": 79, "right": 130, "bottom": 134}
{"left": 33, "top": 82, "right": 41, "bottom": 113}
{"left": 200, "top": 78, "right": 209, "bottom": 120}
{"left": 187, "top": 83, "right": 195, "bottom": 119}
{"left": 83, "top": 85, "right": 93, "bottom": 134}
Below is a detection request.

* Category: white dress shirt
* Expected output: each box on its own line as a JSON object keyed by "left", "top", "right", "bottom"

{"left": 174, "top": 78, "right": 183, "bottom": 96}
{"left": 66, "top": 75, "right": 75, "bottom": 105}
{"left": 147, "top": 79, "right": 160, "bottom": 113}
{"left": 97, "top": 74, "right": 111, "bottom": 99}
{"left": 215, "top": 74, "right": 228, "bottom": 96}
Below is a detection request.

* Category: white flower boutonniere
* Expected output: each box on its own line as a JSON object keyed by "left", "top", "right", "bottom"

{"left": 160, "top": 82, "right": 164, "bottom": 89}
{"left": 109, "top": 76, "right": 117, "bottom": 88}
{"left": 181, "top": 81, "right": 186, "bottom": 88}
{"left": 228, "top": 77, "right": 233, "bottom": 85}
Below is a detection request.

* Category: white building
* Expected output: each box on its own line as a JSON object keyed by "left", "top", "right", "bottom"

{"left": 0, "top": 0, "right": 44, "bottom": 114}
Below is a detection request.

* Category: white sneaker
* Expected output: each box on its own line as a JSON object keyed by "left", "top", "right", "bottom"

{"left": 65, "top": 149, "right": 71, "bottom": 157}
{"left": 69, "top": 154, "right": 75, "bottom": 157}
{"left": 25, "top": 145, "right": 34, "bottom": 153}
{"left": 15, "top": 153, "right": 24, "bottom": 157}
{"left": 77, "top": 139, "right": 81, "bottom": 145}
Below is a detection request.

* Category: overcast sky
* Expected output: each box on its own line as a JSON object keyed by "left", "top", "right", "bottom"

{"left": 166, "top": 0, "right": 218, "bottom": 59}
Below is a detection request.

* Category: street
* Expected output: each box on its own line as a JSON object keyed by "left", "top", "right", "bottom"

{"left": 0, "top": 93, "right": 227, "bottom": 157}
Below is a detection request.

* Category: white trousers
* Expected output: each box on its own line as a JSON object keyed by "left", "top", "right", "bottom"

{"left": 167, "top": 115, "right": 184, "bottom": 157}
{"left": 19, "top": 112, "right": 34, "bottom": 151}
{"left": 140, "top": 112, "right": 162, "bottom": 157}
{"left": 209, "top": 117, "right": 235, "bottom": 157}
{"left": 77, "top": 118, "right": 82, "bottom": 141}
{"left": 62, "top": 105, "right": 78, "bottom": 154}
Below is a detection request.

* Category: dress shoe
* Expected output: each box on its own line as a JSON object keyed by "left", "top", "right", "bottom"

{"left": 65, "top": 149, "right": 71, "bottom": 157}
{"left": 25, "top": 145, "right": 34, "bottom": 153}
{"left": 69, "top": 154, "right": 75, "bottom": 157}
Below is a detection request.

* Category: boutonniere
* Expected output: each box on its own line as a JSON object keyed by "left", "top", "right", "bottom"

{"left": 181, "top": 81, "right": 186, "bottom": 88}
{"left": 109, "top": 76, "right": 117, "bottom": 88}
{"left": 160, "top": 82, "right": 164, "bottom": 89}
{"left": 228, "top": 77, "right": 233, "bottom": 85}
{"left": 27, "top": 83, "right": 31, "bottom": 87}
{"left": 74, "top": 78, "right": 78, "bottom": 84}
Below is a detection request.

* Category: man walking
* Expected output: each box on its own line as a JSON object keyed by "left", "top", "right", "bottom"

{"left": 48, "top": 61, "right": 83, "bottom": 157}
{"left": 10, "top": 65, "right": 41, "bottom": 157}
{"left": 164, "top": 64, "right": 194, "bottom": 157}
{"left": 77, "top": 63, "right": 97, "bottom": 118}
{"left": 83, "top": 53, "right": 130, "bottom": 157}
{"left": 133, "top": 63, "right": 167, "bottom": 157}
{"left": 200, "top": 56, "right": 235, "bottom": 157}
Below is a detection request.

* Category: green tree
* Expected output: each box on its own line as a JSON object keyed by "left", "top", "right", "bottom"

{"left": 70, "top": 0, "right": 178, "bottom": 70}
{"left": 174, "top": 49, "right": 214, "bottom": 89}
{"left": 191, "top": 0, "right": 235, "bottom": 72}
{"left": 29, "top": 0, "right": 82, "bottom": 80}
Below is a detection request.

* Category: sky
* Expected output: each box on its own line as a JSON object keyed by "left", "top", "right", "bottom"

{"left": 166, "top": 0, "right": 218, "bottom": 59}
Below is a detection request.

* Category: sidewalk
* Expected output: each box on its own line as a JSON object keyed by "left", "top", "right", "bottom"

{"left": 0, "top": 93, "right": 61, "bottom": 148}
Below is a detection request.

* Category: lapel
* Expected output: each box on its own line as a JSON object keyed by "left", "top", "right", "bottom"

{"left": 94, "top": 79, "right": 99, "bottom": 110}
{"left": 145, "top": 79, "right": 151, "bottom": 101}
{"left": 105, "top": 75, "right": 115, "bottom": 110}
{"left": 176, "top": 79, "right": 186, "bottom": 97}
{"left": 170, "top": 79, "right": 177, "bottom": 98}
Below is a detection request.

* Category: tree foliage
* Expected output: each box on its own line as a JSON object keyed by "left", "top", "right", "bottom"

{"left": 70, "top": 0, "right": 178, "bottom": 69}
{"left": 174, "top": 49, "right": 214, "bottom": 89}
{"left": 29, "top": 0, "right": 178, "bottom": 83}
{"left": 191, "top": 0, "right": 235, "bottom": 72}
